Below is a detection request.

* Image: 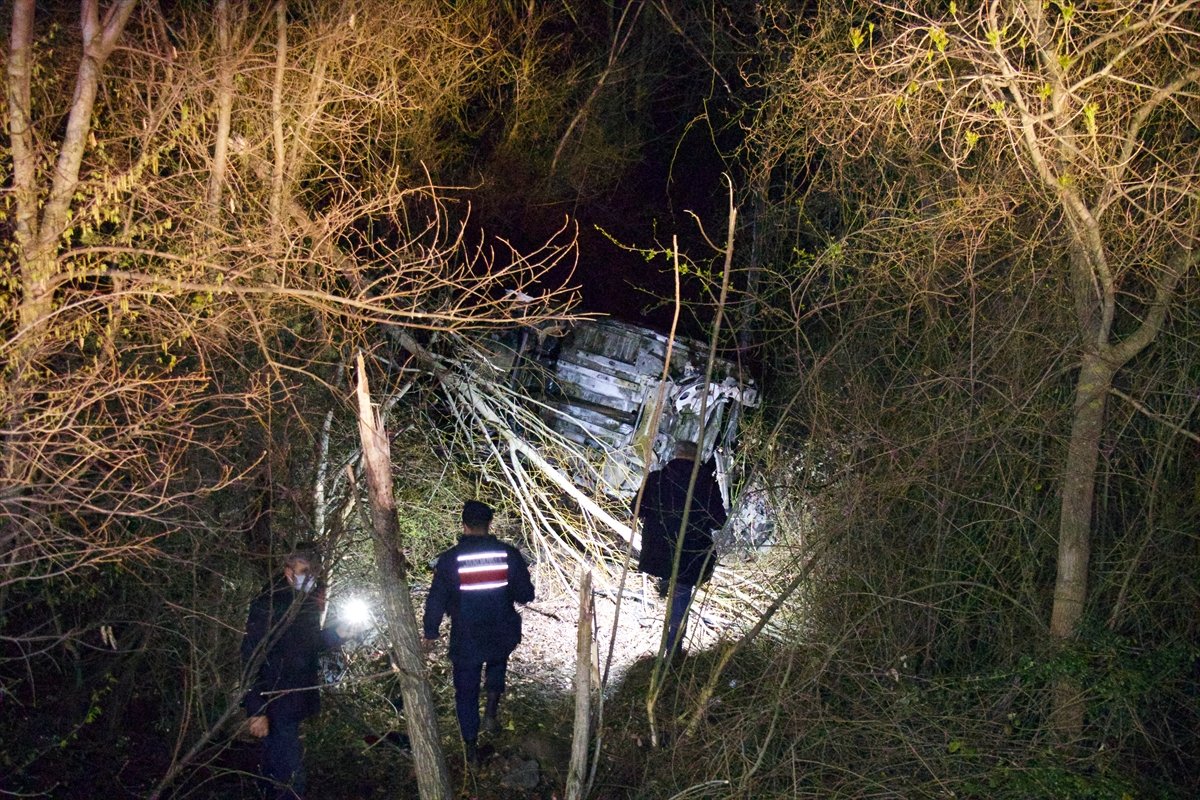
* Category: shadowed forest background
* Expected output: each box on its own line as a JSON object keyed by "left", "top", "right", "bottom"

{"left": 1, "top": 1, "right": 1197, "bottom": 798}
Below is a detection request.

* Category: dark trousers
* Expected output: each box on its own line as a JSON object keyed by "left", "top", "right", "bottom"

{"left": 664, "top": 582, "right": 693, "bottom": 655}
{"left": 451, "top": 658, "right": 508, "bottom": 742}
{"left": 261, "top": 715, "right": 305, "bottom": 799}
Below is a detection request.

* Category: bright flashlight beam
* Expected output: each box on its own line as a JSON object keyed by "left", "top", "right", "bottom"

{"left": 342, "top": 597, "right": 372, "bottom": 628}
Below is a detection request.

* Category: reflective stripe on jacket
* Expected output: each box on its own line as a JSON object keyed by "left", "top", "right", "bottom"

{"left": 423, "top": 534, "right": 535, "bottom": 663}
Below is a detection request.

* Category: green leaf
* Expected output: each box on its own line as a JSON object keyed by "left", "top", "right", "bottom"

{"left": 929, "top": 26, "right": 949, "bottom": 53}
{"left": 1083, "top": 101, "right": 1098, "bottom": 135}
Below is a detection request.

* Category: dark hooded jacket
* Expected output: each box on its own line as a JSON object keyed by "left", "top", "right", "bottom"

{"left": 423, "top": 534, "right": 535, "bottom": 664}
{"left": 241, "top": 577, "right": 341, "bottom": 721}
{"left": 635, "top": 457, "right": 728, "bottom": 586}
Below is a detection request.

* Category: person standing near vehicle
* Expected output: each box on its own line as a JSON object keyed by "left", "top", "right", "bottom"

{"left": 241, "top": 547, "right": 350, "bottom": 799}
{"left": 635, "top": 440, "right": 728, "bottom": 657}
{"left": 422, "top": 501, "right": 535, "bottom": 765}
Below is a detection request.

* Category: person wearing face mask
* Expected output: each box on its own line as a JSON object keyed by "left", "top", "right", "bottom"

{"left": 241, "top": 546, "right": 350, "bottom": 799}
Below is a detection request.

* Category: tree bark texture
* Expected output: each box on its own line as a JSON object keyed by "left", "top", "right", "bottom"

{"left": 206, "top": 0, "right": 234, "bottom": 215}
{"left": 1050, "top": 353, "right": 1115, "bottom": 640}
{"left": 1048, "top": 353, "right": 1114, "bottom": 740}
{"left": 269, "top": 0, "right": 287, "bottom": 228}
{"left": 566, "top": 568, "right": 593, "bottom": 800}
{"left": 1048, "top": 246, "right": 1183, "bottom": 740}
{"left": 355, "top": 352, "right": 451, "bottom": 800}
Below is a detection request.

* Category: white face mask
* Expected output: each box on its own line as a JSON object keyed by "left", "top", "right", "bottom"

{"left": 290, "top": 572, "right": 316, "bottom": 594}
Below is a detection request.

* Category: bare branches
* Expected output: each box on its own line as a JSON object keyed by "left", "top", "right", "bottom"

{"left": 752, "top": 0, "right": 1199, "bottom": 372}
{"left": 1108, "top": 386, "right": 1200, "bottom": 446}
{"left": 5, "top": 0, "right": 137, "bottom": 373}
{"left": 391, "top": 330, "right": 631, "bottom": 575}
{"left": 550, "top": 0, "right": 645, "bottom": 176}
{"left": 0, "top": 1, "right": 582, "bottom": 720}
{"left": 740, "top": 0, "right": 1200, "bottom": 752}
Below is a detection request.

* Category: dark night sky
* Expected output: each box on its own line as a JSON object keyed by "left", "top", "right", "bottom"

{"left": 573, "top": 121, "right": 729, "bottom": 333}
{"left": 461, "top": 35, "right": 737, "bottom": 340}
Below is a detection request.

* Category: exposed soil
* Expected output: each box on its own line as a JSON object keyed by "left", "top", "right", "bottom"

{"left": 513, "top": 568, "right": 725, "bottom": 694}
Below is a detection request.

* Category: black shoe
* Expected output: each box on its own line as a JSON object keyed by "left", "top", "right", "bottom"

{"left": 661, "top": 642, "right": 686, "bottom": 663}
{"left": 464, "top": 739, "right": 479, "bottom": 767}
{"left": 481, "top": 715, "right": 500, "bottom": 735}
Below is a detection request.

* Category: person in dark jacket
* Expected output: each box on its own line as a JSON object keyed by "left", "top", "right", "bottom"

{"left": 241, "top": 548, "right": 349, "bottom": 799}
{"left": 635, "top": 440, "right": 728, "bottom": 657}
{"left": 422, "top": 501, "right": 535, "bottom": 764}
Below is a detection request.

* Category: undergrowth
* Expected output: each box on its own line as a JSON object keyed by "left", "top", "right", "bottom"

{"left": 585, "top": 636, "right": 1196, "bottom": 800}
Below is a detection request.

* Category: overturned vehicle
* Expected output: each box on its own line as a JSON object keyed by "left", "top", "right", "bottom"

{"left": 491, "top": 318, "right": 773, "bottom": 551}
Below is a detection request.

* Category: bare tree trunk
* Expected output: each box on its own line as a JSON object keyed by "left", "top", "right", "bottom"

{"left": 1048, "top": 352, "right": 1114, "bottom": 740}
{"left": 6, "top": 0, "right": 137, "bottom": 372}
{"left": 206, "top": 0, "right": 234, "bottom": 216}
{"left": 354, "top": 352, "right": 451, "bottom": 800}
{"left": 313, "top": 407, "right": 336, "bottom": 537}
{"left": 1050, "top": 353, "right": 1115, "bottom": 641}
{"left": 566, "top": 568, "right": 593, "bottom": 800}
{"left": 1047, "top": 246, "right": 1187, "bottom": 740}
{"left": 269, "top": 0, "right": 287, "bottom": 227}
{"left": 2, "top": 0, "right": 137, "bottom": 592}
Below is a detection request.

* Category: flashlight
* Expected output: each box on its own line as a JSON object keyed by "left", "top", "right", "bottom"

{"left": 342, "top": 597, "right": 373, "bottom": 629}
